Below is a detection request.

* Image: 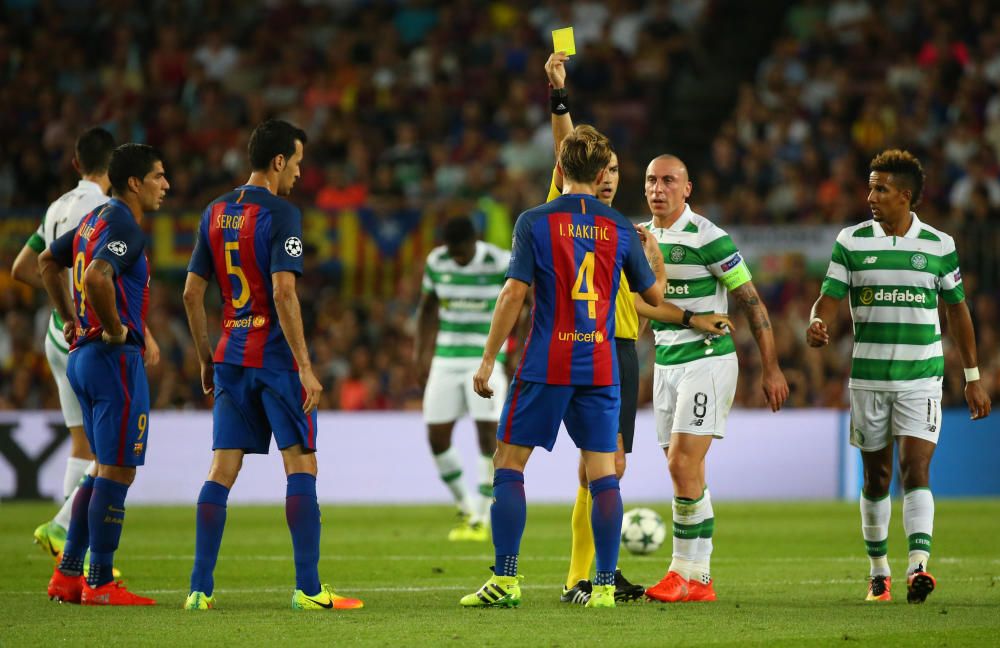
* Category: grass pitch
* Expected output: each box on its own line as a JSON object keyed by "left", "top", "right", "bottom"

{"left": 1, "top": 500, "right": 998, "bottom": 646}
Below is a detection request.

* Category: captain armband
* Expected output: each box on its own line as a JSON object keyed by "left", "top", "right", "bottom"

{"left": 719, "top": 262, "right": 752, "bottom": 291}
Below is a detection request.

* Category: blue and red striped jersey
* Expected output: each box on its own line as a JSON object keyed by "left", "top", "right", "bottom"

{"left": 49, "top": 198, "right": 150, "bottom": 351}
{"left": 188, "top": 185, "right": 304, "bottom": 370}
{"left": 507, "top": 193, "right": 655, "bottom": 386}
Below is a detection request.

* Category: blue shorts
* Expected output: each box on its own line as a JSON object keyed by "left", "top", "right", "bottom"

{"left": 497, "top": 379, "right": 620, "bottom": 452}
{"left": 213, "top": 363, "right": 317, "bottom": 454}
{"left": 67, "top": 343, "right": 150, "bottom": 467}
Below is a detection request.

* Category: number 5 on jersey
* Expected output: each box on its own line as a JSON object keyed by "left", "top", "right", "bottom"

{"left": 571, "top": 251, "right": 599, "bottom": 319}
{"left": 224, "top": 241, "right": 250, "bottom": 308}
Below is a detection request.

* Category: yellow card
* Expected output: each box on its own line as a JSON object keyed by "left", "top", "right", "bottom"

{"left": 552, "top": 27, "right": 576, "bottom": 56}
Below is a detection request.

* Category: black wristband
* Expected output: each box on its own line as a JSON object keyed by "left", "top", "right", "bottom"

{"left": 682, "top": 309, "right": 695, "bottom": 328}
{"left": 550, "top": 87, "right": 569, "bottom": 115}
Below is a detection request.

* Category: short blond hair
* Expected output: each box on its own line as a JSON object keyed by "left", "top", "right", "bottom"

{"left": 559, "top": 125, "right": 613, "bottom": 184}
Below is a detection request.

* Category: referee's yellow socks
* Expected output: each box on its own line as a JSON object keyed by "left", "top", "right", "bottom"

{"left": 565, "top": 486, "right": 595, "bottom": 588}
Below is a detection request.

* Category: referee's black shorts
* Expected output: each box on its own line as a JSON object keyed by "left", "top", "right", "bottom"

{"left": 615, "top": 337, "right": 639, "bottom": 453}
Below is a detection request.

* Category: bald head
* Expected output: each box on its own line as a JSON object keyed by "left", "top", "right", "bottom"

{"left": 646, "top": 154, "right": 689, "bottom": 182}
{"left": 645, "top": 154, "right": 692, "bottom": 222}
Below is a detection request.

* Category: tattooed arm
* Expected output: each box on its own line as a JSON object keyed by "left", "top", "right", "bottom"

{"left": 731, "top": 281, "right": 789, "bottom": 412}
{"left": 85, "top": 259, "right": 127, "bottom": 343}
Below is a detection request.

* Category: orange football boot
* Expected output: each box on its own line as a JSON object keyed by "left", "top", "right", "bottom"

{"left": 685, "top": 578, "right": 717, "bottom": 602}
{"left": 645, "top": 571, "right": 689, "bottom": 603}
{"left": 906, "top": 570, "right": 936, "bottom": 604}
{"left": 47, "top": 568, "right": 84, "bottom": 603}
{"left": 81, "top": 581, "right": 156, "bottom": 606}
{"left": 865, "top": 575, "right": 892, "bottom": 601}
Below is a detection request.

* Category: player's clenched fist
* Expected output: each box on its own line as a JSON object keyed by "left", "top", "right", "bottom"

{"left": 473, "top": 358, "right": 495, "bottom": 399}
{"left": 806, "top": 319, "right": 829, "bottom": 347}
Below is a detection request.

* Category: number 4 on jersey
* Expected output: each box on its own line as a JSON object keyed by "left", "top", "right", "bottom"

{"left": 571, "top": 251, "right": 599, "bottom": 319}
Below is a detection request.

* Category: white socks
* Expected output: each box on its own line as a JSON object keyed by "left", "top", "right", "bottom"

{"left": 54, "top": 460, "right": 95, "bottom": 530}
{"left": 903, "top": 488, "right": 934, "bottom": 574}
{"left": 860, "top": 491, "right": 891, "bottom": 577}
{"left": 668, "top": 492, "right": 709, "bottom": 580}
{"left": 64, "top": 457, "right": 92, "bottom": 498}
{"left": 692, "top": 489, "right": 714, "bottom": 584}
{"left": 474, "top": 454, "right": 494, "bottom": 525}
{"left": 434, "top": 447, "right": 472, "bottom": 516}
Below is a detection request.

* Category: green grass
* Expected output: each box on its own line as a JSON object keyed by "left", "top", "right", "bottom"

{"left": 2, "top": 500, "right": 999, "bottom": 646}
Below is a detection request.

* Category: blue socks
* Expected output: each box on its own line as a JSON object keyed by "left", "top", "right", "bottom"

{"left": 58, "top": 474, "right": 95, "bottom": 575}
{"left": 87, "top": 477, "right": 129, "bottom": 588}
{"left": 286, "top": 473, "right": 321, "bottom": 596}
{"left": 589, "top": 475, "right": 622, "bottom": 587}
{"left": 190, "top": 481, "right": 230, "bottom": 596}
{"left": 188, "top": 474, "right": 322, "bottom": 597}
{"left": 491, "top": 468, "right": 526, "bottom": 577}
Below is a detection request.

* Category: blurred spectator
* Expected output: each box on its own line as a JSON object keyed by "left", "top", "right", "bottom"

{"left": 0, "top": 0, "right": 996, "bottom": 413}
{"left": 193, "top": 26, "right": 240, "bottom": 82}
{"left": 949, "top": 158, "right": 1000, "bottom": 210}
{"left": 316, "top": 164, "right": 368, "bottom": 211}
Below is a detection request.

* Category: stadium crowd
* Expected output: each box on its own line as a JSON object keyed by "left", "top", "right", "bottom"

{"left": 0, "top": 0, "right": 997, "bottom": 413}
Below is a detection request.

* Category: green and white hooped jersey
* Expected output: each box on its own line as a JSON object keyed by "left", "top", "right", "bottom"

{"left": 28, "top": 181, "right": 109, "bottom": 355}
{"left": 422, "top": 240, "right": 511, "bottom": 366}
{"left": 820, "top": 213, "right": 963, "bottom": 392}
{"left": 642, "top": 205, "right": 752, "bottom": 367}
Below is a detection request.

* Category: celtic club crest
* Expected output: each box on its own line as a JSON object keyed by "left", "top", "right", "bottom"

{"left": 669, "top": 246, "right": 686, "bottom": 263}
{"left": 910, "top": 253, "right": 927, "bottom": 270}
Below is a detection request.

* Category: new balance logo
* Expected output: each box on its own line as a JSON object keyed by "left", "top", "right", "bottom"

{"left": 691, "top": 419, "right": 704, "bottom": 426}
{"left": 863, "top": 256, "right": 878, "bottom": 264}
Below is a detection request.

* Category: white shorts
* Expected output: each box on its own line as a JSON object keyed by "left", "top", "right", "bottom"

{"left": 45, "top": 332, "right": 83, "bottom": 428}
{"left": 423, "top": 361, "right": 508, "bottom": 425}
{"left": 849, "top": 388, "right": 942, "bottom": 452}
{"left": 653, "top": 357, "right": 738, "bottom": 447}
